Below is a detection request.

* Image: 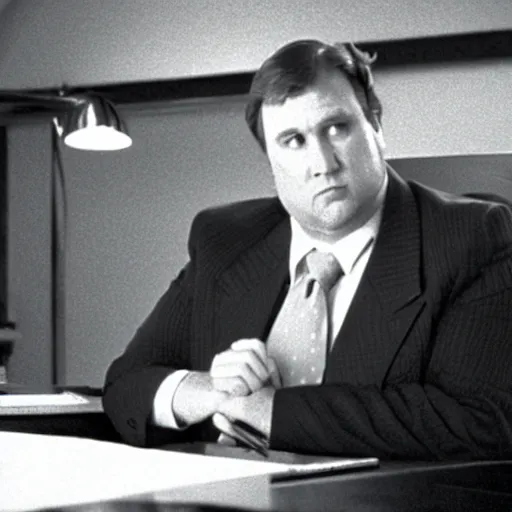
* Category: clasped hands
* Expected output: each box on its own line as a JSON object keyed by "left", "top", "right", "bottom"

{"left": 172, "top": 338, "right": 281, "bottom": 443}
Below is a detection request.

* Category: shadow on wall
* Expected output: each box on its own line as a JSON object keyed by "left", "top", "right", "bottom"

{"left": 390, "top": 154, "right": 512, "bottom": 204}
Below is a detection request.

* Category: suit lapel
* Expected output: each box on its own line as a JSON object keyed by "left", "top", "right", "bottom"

{"left": 213, "top": 207, "right": 291, "bottom": 353}
{"left": 208, "top": 171, "right": 425, "bottom": 386}
{"left": 326, "top": 168, "right": 425, "bottom": 386}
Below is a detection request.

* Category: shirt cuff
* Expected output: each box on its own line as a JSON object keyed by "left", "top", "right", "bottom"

{"left": 151, "top": 369, "right": 190, "bottom": 429}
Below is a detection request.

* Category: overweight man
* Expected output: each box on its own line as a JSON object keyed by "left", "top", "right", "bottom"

{"left": 103, "top": 39, "right": 512, "bottom": 460}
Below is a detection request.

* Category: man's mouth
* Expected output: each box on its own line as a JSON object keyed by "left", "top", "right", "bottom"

{"left": 317, "top": 185, "right": 347, "bottom": 197}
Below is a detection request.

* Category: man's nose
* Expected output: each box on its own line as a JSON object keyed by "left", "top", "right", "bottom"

{"left": 309, "top": 140, "right": 339, "bottom": 176}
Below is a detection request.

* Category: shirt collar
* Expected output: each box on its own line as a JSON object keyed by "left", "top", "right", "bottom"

{"left": 289, "top": 171, "right": 388, "bottom": 282}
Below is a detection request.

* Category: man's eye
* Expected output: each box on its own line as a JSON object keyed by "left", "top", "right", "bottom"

{"left": 327, "top": 123, "right": 349, "bottom": 136}
{"left": 283, "top": 134, "right": 305, "bottom": 149}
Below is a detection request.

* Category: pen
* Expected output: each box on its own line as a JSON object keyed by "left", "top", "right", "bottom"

{"left": 215, "top": 414, "right": 269, "bottom": 458}
{"left": 231, "top": 419, "right": 270, "bottom": 458}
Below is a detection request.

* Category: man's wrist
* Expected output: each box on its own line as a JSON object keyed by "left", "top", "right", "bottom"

{"left": 173, "top": 371, "right": 227, "bottom": 426}
{"left": 152, "top": 369, "right": 190, "bottom": 429}
{"left": 215, "top": 385, "right": 276, "bottom": 438}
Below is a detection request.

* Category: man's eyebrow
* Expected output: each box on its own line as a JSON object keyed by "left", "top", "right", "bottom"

{"left": 320, "top": 111, "right": 351, "bottom": 125}
{"left": 275, "top": 111, "right": 352, "bottom": 139}
{"left": 275, "top": 128, "right": 300, "bottom": 140}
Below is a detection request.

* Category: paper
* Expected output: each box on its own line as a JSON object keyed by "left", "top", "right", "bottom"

{"left": 0, "top": 431, "right": 379, "bottom": 511}
{"left": 0, "top": 432, "right": 282, "bottom": 511}
{"left": 0, "top": 391, "right": 88, "bottom": 407}
{"left": 197, "top": 442, "right": 379, "bottom": 481}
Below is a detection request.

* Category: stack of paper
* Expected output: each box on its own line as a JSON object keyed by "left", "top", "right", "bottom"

{"left": 0, "top": 432, "right": 277, "bottom": 511}
{"left": 0, "top": 431, "right": 379, "bottom": 511}
{"left": 0, "top": 391, "right": 88, "bottom": 408}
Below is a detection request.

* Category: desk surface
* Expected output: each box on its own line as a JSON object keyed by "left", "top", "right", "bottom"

{"left": 110, "top": 458, "right": 511, "bottom": 512}
{"left": 22, "top": 458, "right": 512, "bottom": 512}
{"left": 0, "top": 391, "right": 120, "bottom": 442}
{"left": 269, "top": 459, "right": 512, "bottom": 512}
{"left": 2, "top": 403, "right": 512, "bottom": 512}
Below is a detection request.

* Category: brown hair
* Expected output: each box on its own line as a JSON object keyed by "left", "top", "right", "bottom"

{"left": 245, "top": 40, "right": 382, "bottom": 151}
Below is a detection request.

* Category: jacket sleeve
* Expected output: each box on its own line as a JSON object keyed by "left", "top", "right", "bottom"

{"left": 270, "top": 207, "right": 512, "bottom": 460}
{"left": 103, "top": 216, "right": 203, "bottom": 447}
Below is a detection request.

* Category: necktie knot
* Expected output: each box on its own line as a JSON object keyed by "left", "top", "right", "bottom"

{"left": 306, "top": 250, "right": 343, "bottom": 292}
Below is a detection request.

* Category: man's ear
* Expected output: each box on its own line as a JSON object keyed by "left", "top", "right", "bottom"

{"left": 369, "top": 109, "right": 381, "bottom": 131}
{"left": 372, "top": 117, "right": 386, "bottom": 152}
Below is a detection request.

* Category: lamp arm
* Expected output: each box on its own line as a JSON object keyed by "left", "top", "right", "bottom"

{"left": 0, "top": 90, "right": 84, "bottom": 109}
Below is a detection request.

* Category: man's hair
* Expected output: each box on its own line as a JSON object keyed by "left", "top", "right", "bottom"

{"left": 245, "top": 39, "right": 382, "bottom": 151}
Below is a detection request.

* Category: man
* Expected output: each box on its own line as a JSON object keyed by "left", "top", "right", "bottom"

{"left": 103, "top": 39, "right": 512, "bottom": 460}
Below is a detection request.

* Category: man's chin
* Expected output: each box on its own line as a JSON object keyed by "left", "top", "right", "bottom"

{"left": 316, "top": 202, "right": 350, "bottom": 226}
{"left": 300, "top": 212, "right": 353, "bottom": 240}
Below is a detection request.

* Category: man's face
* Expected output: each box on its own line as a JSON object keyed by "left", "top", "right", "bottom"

{"left": 261, "top": 69, "right": 386, "bottom": 241}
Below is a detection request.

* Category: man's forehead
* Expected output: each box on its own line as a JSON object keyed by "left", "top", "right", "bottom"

{"left": 264, "top": 68, "right": 352, "bottom": 104}
{"left": 261, "top": 73, "right": 356, "bottom": 133}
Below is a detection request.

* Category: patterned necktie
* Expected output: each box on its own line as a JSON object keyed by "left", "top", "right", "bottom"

{"left": 266, "top": 250, "right": 343, "bottom": 387}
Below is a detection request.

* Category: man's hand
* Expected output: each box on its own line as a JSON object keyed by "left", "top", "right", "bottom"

{"left": 173, "top": 340, "right": 281, "bottom": 429}
{"left": 172, "top": 371, "right": 228, "bottom": 426}
{"left": 213, "top": 386, "right": 276, "bottom": 439}
{"left": 210, "top": 338, "right": 281, "bottom": 396}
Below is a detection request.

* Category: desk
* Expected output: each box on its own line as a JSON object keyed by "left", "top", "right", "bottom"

{"left": 0, "top": 389, "right": 120, "bottom": 442}
{"left": 269, "top": 460, "right": 512, "bottom": 511}
{"left": 143, "top": 445, "right": 512, "bottom": 511}
{"left": 16, "top": 457, "right": 511, "bottom": 512}
{"left": 2, "top": 403, "right": 512, "bottom": 512}
{"left": 0, "top": 404, "right": 120, "bottom": 441}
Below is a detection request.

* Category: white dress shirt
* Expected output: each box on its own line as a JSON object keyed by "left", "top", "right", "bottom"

{"left": 152, "top": 173, "right": 388, "bottom": 429}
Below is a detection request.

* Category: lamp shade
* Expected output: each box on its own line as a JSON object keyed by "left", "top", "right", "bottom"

{"left": 62, "top": 95, "right": 132, "bottom": 151}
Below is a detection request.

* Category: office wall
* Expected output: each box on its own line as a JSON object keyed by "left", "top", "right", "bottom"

{"left": 7, "top": 123, "right": 53, "bottom": 386}
{"left": 0, "top": 0, "right": 511, "bottom": 89}
{"left": 0, "top": 127, "right": 6, "bottom": 324}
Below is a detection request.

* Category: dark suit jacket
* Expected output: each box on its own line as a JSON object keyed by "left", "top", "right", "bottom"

{"left": 103, "top": 168, "right": 512, "bottom": 460}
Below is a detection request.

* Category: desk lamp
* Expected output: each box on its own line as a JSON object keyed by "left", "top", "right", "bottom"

{"left": 0, "top": 91, "right": 131, "bottom": 150}
{"left": 0, "top": 90, "right": 131, "bottom": 384}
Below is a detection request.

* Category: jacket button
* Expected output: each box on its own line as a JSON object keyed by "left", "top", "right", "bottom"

{"left": 127, "top": 418, "right": 137, "bottom": 429}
